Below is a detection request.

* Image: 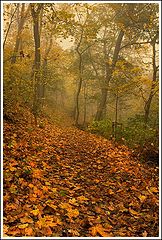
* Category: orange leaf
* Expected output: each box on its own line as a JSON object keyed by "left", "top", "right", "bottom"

{"left": 129, "top": 208, "right": 140, "bottom": 216}
{"left": 77, "top": 195, "right": 89, "bottom": 202}
{"left": 89, "top": 224, "right": 112, "bottom": 237}
{"left": 67, "top": 208, "right": 79, "bottom": 218}
{"left": 20, "top": 217, "right": 33, "bottom": 224}
{"left": 31, "top": 209, "right": 40, "bottom": 216}
{"left": 142, "top": 230, "right": 148, "bottom": 237}
{"left": 42, "top": 226, "right": 52, "bottom": 236}
{"left": 59, "top": 202, "right": 72, "bottom": 210}
{"left": 24, "top": 227, "right": 33, "bottom": 236}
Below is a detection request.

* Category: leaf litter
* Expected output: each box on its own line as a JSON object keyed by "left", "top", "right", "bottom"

{"left": 3, "top": 117, "right": 159, "bottom": 237}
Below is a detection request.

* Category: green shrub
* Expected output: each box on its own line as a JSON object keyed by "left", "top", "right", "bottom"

{"left": 87, "top": 119, "right": 112, "bottom": 138}
{"left": 122, "top": 115, "right": 158, "bottom": 148}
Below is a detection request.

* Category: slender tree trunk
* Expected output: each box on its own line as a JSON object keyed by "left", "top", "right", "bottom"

{"left": 7, "top": 4, "right": 29, "bottom": 107}
{"left": 114, "top": 91, "right": 119, "bottom": 138}
{"left": 115, "top": 91, "right": 119, "bottom": 124}
{"left": 3, "top": 4, "right": 19, "bottom": 50}
{"left": 11, "top": 4, "right": 30, "bottom": 64}
{"left": 83, "top": 81, "right": 87, "bottom": 127}
{"left": 75, "top": 52, "right": 83, "bottom": 126}
{"left": 41, "top": 32, "right": 53, "bottom": 107}
{"left": 95, "top": 30, "right": 124, "bottom": 121}
{"left": 31, "top": 4, "right": 43, "bottom": 122}
{"left": 95, "top": 88, "right": 108, "bottom": 121}
{"left": 144, "top": 34, "right": 158, "bottom": 124}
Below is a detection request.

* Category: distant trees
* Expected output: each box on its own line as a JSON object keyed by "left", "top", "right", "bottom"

{"left": 3, "top": 2, "right": 159, "bottom": 141}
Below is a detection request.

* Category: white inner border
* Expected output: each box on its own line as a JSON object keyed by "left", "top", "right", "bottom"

{"left": 1, "top": 1, "right": 161, "bottom": 239}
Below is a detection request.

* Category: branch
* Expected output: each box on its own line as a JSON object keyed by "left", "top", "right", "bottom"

{"left": 81, "top": 41, "right": 96, "bottom": 55}
{"left": 3, "top": 4, "right": 19, "bottom": 49}
{"left": 120, "top": 40, "right": 153, "bottom": 50}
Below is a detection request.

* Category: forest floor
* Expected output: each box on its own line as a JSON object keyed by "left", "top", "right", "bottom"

{"left": 3, "top": 109, "right": 159, "bottom": 237}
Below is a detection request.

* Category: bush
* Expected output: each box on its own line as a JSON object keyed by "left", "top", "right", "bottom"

{"left": 87, "top": 119, "right": 112, "bottom": 138}
{"left": 122, "top": 115, "right": 158, "bottom": 149}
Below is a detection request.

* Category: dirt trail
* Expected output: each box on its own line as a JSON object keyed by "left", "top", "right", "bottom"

{"left": 3, "top": 118, "right": 159, "bottom": 237}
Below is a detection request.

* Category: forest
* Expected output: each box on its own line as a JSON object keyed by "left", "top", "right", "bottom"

{"left": 3, "top": 2, "right": 159, "bottom": 238}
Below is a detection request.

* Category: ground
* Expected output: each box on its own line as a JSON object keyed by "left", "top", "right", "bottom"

{"left": 3, "top": 110, "right": 159, "bottom": 237}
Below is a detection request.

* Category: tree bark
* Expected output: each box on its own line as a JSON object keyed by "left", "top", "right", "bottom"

{"left": 83, "top": 81, "right": 87, "bottom": 127}
{"left": 75, "top": 52, "right": 83, "bottom": 126}
{"left": 41, "top": 31, "right": 53, "bottom": 107}
{"left": 11, "top": 4, "right": 30, "bottom": 64}
{"left": 114, "top": 91, "right": 119, "bottom": 138}
{"left": 31, "top": 4, "right": 43, "bottom": 121}
{"left": 144, "top": 33, "right": 158, "bottom": 124}
{"left": 95, "top": 30, "right": 124, "bottom": 121}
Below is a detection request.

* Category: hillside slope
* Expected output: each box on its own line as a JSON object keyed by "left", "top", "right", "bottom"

{"left": 3, "top": 114, "right": 159, "bottom": 237}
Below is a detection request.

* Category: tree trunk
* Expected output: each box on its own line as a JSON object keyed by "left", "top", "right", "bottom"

{"left": 75, "top": 52, "right": 83, "bottom": 126}
{"left": 41, "top": 32, "right": 53, "bottom": 107}
{"left": 144, "top": 34, "right": 158, "bottom": 124}
{"left": 114, "top": 91, "right": 119, "bottom": 138}
{"left": 95, "top": 88, "right": 108, "bottom": 121}
{"left": 31, "top": 4, "right": 43, "bottom": 121}
{"left": 3, "top": 4, "right": 19, "bottom": 50}
{"left": 11, "top": 4, "right": 30, "bottom": 64}
{"left": 83, "top": 81, "right": 87, "bottom": 127}
{"left": 95, "top": 30, "right": 124, "bottom": 121}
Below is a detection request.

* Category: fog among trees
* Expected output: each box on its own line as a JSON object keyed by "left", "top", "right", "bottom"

{"left": 3, "top": 2, "right": 159, "bottom": 238}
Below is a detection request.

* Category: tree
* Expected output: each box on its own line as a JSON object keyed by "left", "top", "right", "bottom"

{"left": 3, "top": 4, "right": 19, "bottom": 50}
{"left": 71, "top": 4, "right": 98, "bottom": 126}
{"left": 11, "top": 3, "right": 30, "bottom": 64}
{"left": 30, "top": 3, "right": 44, "bottom": 122}
{"left": 144, "top": 32, "right": 159, "bottom": 124}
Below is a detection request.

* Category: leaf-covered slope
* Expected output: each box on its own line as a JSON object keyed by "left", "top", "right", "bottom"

{"left": 3, "top": 119, "right": 159, "bottom": 237}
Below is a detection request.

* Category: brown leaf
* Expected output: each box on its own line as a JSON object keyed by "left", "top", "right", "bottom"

{"left": 142, "top": 230, "right": 148, "bottom": 237}
{"left": 20, "top": 217, "right": 33, "bottom": 224}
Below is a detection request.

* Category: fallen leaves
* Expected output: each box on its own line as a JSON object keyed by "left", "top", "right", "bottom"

{"left": 20, "top": 217, "right": 33, "bottom": 224}
{"left": 77, "top": 195, "right": 89, "bottom": 202}
{"left": 67, "top": 208, "right": 79, "bottom": 219}
{"left": 30, "top": 209, "right": 40, "bottom": 216}
{"left": 18, "top": 223, "right": 29, "bottom": 229}
{"left": 89, "top": 224, "right": 112, "bottom": 237}
{"left": 138, "top": 194, "right": 147, "bottom": 203}
{"left": 24, "top": 227, "right": 33, "bottom": 236}
{"left": 3, "top": 118, "right": 159, "bottom": 237}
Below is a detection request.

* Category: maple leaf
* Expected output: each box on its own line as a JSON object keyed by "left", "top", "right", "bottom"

{"left": 59, "top": 202, "right": 72, "bottom": 210}
{"left": 20, "top": 217, "right": 33, "bottom": 224}
{"left": 89, "top": 224, "right": 112, "bottom": 237}
{"left": 24, "top": 227, "right": 33, "bottom": 236}
{"left": 42, "top": 226, "right": 52, "bottom": 236}
{"left": 30, "top": 209, "right": 40, "bottom": 216}
{"left": 3, "top": 225, "right": 9, "bottom": 234}
{"left": 18, "top": 223, "right": 29, "bottom": 229}
{"left": 142, "top": 230, "right": 148, "bottom": 237}
{"left": 42, "top": 186, "right": 49, "bottom": 192}
{"left": 66, "top": 208, "right": 79, "bottom": 219}
{"left": 147, "top": 186, "right": 158, "bottom": 193}
{"left": 77, "top": 195, "right": 89, "bottom": 202}
{"left": 45, "top": 181, "right": 51, "bottom": 186}
{"left": 108, "top": 189, "right": 114, "bottom": 195}
{"left": 69, "top": 198, "right": 77, "bottom": 205}
{"left": 138, "top": 194, "right": 147, "bottom": 203}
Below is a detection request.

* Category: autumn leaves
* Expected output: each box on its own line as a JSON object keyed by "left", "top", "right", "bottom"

{"left": 3, "top": 118, "right": 159, "bottom": 237}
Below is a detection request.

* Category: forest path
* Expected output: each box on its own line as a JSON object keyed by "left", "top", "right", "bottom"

{"left": 3, "top": 118, "right": 159, "bottom": 237}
